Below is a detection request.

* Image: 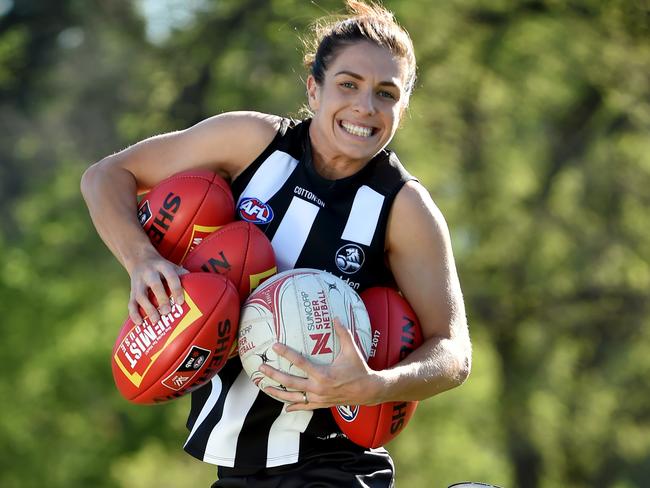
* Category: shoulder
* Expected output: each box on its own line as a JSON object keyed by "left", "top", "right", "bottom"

{"left": 176, "top": 111, "right": 285, "bottom": 180}
{"left": 393, "top": 180, "right": 441, "bottom": 214}
{"left": 387, "top": 181, "right": 451, "bottom": 252}
{"left": 107, "top": 111, "right": 285, "bottom": 191}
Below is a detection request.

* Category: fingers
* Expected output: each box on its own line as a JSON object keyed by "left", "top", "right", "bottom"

{"left": 333, "top": 318, "right": 367, "bottom": 360}
{"left": 128, "top": 259, "right": 186, "bottom": 325}
{"left": 272, "top": 343, "right": 314, "bottom": 374}
{"left": 130, "top": 273, "right": 161, "bottom": 325}
{"left": 265, "top": 388, "right": 318, "bottom": 412}
{"left": 259, "top": 363, "right": 309, "bottom": 392}
{"left": 332, "top": 318, "right": 354, "bottom": 356}
{"left": 127, "top": 295, "right": 146, "bottom": 325}
{"left": 162, "top": 265, "right": 186, "bottom": 306}
{"left": 333, "top": 318, "right": 350, "bottom": 342}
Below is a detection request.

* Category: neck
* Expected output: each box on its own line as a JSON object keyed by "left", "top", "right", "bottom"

{"left": 308, "top": 122, "right": 369, "bottom": 180}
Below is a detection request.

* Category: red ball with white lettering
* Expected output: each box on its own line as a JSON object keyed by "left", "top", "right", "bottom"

{"left": 111, "top": 273, "right": 239, "bottom": 404}
{"left": 137, "top": 170, "right": 234, "bottom": 264}
{"left": 183, "top": 221, "right": 277, "bottom": 303}
{"left": 331, "top": 287, "right": 423, "bottom": 448}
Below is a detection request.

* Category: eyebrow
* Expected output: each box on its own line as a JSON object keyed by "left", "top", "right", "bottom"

{"left": 334, "top": 70, "right": 400, "bottom": 89}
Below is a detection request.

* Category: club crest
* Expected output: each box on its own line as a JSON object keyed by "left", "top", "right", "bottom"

{"left": 335, "top": 244, "right": 365, "bottom": 274}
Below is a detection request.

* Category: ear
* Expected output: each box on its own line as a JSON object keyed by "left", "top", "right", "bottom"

{"left": 306, "top": 75, "right": 320, "bottom": 112}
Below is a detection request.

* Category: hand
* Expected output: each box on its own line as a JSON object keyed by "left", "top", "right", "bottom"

{"left": 126, "top": 248, "right": 189, "bottom": 325}
{"left": 259, "top": 319, "right": 383, "bottom": 412}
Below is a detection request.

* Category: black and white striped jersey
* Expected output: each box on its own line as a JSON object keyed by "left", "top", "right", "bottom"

{"left": 183, "top": 118, "right": 415, "bottom": 469}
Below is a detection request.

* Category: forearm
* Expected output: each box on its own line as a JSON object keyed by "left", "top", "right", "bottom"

{"left": 369, "top": 332, "right": 471, "bottom": 404}
{"left": 80, "top": 159, "right": 155, "bottom": 272}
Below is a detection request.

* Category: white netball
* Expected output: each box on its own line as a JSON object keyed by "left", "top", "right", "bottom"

{"left": 238, "top": 268, "right": 372, "bottom": 402}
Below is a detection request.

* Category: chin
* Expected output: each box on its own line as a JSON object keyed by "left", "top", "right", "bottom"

{"left": 336, "top": 138, "right": 385, "bottom": 162}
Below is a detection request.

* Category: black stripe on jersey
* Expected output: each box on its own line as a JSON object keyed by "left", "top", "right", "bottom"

{"left": 186, "top": 378, "right": 212, "bottom": 430}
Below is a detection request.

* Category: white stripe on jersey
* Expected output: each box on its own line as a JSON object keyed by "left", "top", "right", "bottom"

{"left": 271, "top": 196, "right": 320, "bottom": 271}
{"left": 341, "top": 185, "right": 385, "bottom": 245}
{"left": 202, "top": 370, "right": 260, "bottom": 466}
{"left": 237, "top": 150, "right": 298, "bottom": 205}
{"left": 185, "top": 375, "right": 223, "bottom": 444}
{"left": 266, "top": 408, "right": 313, "bottom": 467}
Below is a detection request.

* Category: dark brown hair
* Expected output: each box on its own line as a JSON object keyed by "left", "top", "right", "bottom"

{"left": 304, "top": 0, "right": 417, "bottom": 98}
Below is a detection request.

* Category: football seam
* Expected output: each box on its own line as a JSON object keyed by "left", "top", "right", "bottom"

{"left": 186, "top": 221, "right": 249, "bottom": 283}
{"left": 172, "top": 174, "right": 234, "bottom": 262}
{"left": 166, "top": 177, "right": 211, "bottom": 260}
{"left": 236, "top": 223, "right": 252, "bottom": 295}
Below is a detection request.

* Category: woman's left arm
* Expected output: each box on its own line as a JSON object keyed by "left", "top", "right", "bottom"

{"left": 372, "top": 180, "right": 472, "bottom": 402}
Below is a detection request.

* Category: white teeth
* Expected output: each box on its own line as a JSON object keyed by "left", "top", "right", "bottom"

{"left": 341, "top": 121, "right": 373, "bottom": 138}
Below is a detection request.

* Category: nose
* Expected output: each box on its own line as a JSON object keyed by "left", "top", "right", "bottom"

{"left": 354, "top": 89, "right": 376, "bottom": 116}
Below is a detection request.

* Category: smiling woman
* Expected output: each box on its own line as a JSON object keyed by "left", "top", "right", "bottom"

{"left": 80, "top": 1, "right": 471, "bottom": 487}
{"left": 307, "top": 41, "right": 410, "bottom": 178}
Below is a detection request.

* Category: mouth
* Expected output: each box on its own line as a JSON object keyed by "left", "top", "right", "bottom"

{"left": 338, "top": 120, "right": 378, "bottom": 138}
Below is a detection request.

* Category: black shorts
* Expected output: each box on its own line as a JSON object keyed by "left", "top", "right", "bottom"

{"left": 211, "top": 446, "right": 395, "bottom": 488}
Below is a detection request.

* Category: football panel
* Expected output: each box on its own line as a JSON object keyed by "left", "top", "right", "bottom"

{"left": 141, "top": 176, "right": 211, "bottom": 262}
{"left": 175, "top": 182, "right": 236, "bottom": 263}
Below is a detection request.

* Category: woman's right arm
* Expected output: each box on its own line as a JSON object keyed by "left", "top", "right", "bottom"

{"left": 81, "top": 111, "right": 281, "bottom": 325}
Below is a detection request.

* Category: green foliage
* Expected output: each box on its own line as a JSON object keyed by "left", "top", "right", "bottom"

{"left": 1, "top": 0, "right": 648, "bottom": 486}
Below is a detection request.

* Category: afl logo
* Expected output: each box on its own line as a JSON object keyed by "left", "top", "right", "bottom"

{"left": 336, "top": 404, "right": 359, "bottom": 422}
{"left": 238, "top": 198, "right": 274, "bottom": 224}
{"left": 335, "top": 244, "right": 365, "bottom": 274}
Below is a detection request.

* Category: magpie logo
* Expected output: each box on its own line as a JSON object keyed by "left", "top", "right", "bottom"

{"left": 335, "top": 244, "right": 365, "bottom": 274}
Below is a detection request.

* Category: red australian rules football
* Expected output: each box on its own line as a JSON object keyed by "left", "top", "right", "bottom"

{"left": 111, "top": 273, "right": 240, "bottom": 404}
{"left": 183, "top": 221, "right": 277, "bottom": 303}
{"left": 331, "top": 287, "right": 424, "bottom": 448}
{"left": 137, "top": 169, "right": 235, "bottom": 264}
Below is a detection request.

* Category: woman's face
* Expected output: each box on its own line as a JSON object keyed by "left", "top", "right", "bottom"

{"left": 307, "top": 41, "right": 409, "bottom": 169}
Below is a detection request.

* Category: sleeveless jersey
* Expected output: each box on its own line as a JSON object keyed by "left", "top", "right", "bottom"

{"left": 183, "top": 118, "right": 415, "bottom": 469}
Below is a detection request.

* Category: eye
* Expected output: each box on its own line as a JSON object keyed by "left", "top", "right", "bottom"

{"left": 339, "top": 81, "right": 357, "bottom": 89}
{"left": 377, "top": 90, "right": 397, "bottom": 100}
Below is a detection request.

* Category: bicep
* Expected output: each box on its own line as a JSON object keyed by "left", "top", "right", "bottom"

{"left": 386, "top": 181, "right": 466, "bottom": 341}
{"left": 102, "top": 111, "right": 281, "bottom": 192}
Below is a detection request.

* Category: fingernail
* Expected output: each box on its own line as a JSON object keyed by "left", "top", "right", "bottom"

{"left": 177, "top": 295, "right": 185, "bottom": 305}
{"left": 160, "top": 306, "right": 171, "bottom": 315}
